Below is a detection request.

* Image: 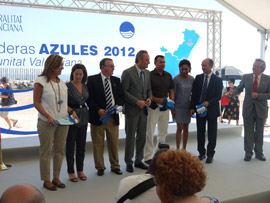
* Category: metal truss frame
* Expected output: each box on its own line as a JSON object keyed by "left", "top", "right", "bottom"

{"left": 0, "top": 0, "right": 222, "bottom": 69}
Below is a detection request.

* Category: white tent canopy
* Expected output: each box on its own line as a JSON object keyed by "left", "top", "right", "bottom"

{"left": 216, "top": 0, "right": 270, "bottom": 59}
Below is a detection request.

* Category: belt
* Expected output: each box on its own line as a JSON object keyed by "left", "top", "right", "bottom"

{"left": 69, "top": 104, "right": 86, "bottom": 109}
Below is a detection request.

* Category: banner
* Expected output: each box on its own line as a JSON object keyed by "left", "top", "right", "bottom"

{"left": 0, "top": 5, "right": 206, "bottom": 135}
{"left": 0, "top": 6, "right": 206, "bottom": 79}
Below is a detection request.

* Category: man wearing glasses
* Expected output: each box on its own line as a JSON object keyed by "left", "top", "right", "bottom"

{"left": 87, "top": 58, "right": 124, "bottom": 176}
{"left": 231, "top": 59, "right": 270, "bottom": 161}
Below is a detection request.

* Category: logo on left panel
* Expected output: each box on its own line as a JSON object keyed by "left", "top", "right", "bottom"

{"left": 119, "top": 21, "right": 135, "bottom": 39}
{"left": 0, "top": 14, "right": 23, "bottom": 32}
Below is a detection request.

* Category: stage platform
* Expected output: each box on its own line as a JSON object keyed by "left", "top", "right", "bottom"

{"left": 1, "top": 123, "right": 270, "bottom": 203}
{"left": 2, "top": 122, "right": 239, "bottom": 149}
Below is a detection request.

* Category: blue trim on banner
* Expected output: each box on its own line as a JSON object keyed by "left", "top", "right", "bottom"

{"left": 169, "top": 120, "right": 175, "bottom": 124}
{"left": 0, "top": 88, "right": 34, "bottom": 93}
{"left": 0, "top": 128, "right": 37, "bottom": 135}
{"left": 0, "top": 104, "right": 34, "bottom": 111}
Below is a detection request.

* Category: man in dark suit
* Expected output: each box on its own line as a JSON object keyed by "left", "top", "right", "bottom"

{"left": 121, "top": 50, "right": 152, "bottom": 172}
{"left": 87, "top": 58, "right": 124, "bottom": 176}
{"left": 232, "top": 59, "right": 270, "bottom": 161}
{"left": 190, "top": 58, "right": 223, "bottom": 164}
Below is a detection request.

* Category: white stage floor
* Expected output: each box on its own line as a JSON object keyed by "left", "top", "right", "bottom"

{"left": 1, "top": 123, "right": 270, "bottom": 203}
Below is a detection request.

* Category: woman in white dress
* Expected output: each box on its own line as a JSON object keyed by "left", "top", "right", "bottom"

{"left": 34, "top": 54, "right": 78, "bottom": 191}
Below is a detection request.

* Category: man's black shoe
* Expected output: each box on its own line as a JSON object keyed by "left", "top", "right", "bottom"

{"left": 244, "top": 155, "right": 251, "bottom": 161}
{"left": 255, "top": 154, "right": 266, "bottom": 161}
{"left": 97, "top": 169, "right": 104, "bottom": 176}
{"left": 126, "top": 164, "right": 134, "bottom": 173}
{"left": 206, "top": 157, "right": 213, "bottom": 164}
{"left": 134, "top": 162, "right": 148, "bottom": 170}
{"left": 198, "top": 155, "right": 206, "bottom": 161}
{"left": 111, "top": 168, "right": 123, "bottom": 175}
{"left": 144, "top": 159, "right": 152, "bottom": 165}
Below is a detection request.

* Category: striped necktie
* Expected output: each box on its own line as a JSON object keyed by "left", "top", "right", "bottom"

{"left": 105, "top": 77, "right": 112, "bottom": 110}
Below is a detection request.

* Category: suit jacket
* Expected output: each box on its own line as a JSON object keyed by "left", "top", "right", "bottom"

{"left": 121, "top": 65, "right": 152, "bottom": 116}
{"left": 234, "top": 73, "right": 270, "bottom": 118}
{"left": 87, "top": 73, "right": 124, "bottom": 126}
{"left": 190, "top": 73, "right": 223, "bottom": 118}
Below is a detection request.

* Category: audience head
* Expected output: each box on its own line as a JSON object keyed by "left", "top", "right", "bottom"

{"left": 135, "top": 50, "right": 150, "bottom": 69}
{"left": 149, "top": 150, "right": 206, "bottom": 203}
{"left": 0, "top": 184, "right": 46, "bottom": 203}
{"left": 228, "top": 78, "right": 235, "bottom": 86}
{"left": 147, "top": 143, "right": 170, "bottom": 174}
{"left": 40, "top": 54, "right": 63, "bottom": 82}
{"left": 70, "top": 64, "right": 87, "bottom": 83}
{"left": 253, "top": 58, "right": 266, "bottom": 75}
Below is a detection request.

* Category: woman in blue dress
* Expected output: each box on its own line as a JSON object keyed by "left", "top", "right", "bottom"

{"left": 172, "top": 60, "right": 194, "bottom": 150}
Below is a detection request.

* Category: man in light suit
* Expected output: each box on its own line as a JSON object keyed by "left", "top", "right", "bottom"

{"left": 190, "top": 58, "right": 223, "bottom": 164}
{"left": 122, "top": 50, "right": 152, "bottom": 172}
{"left": 87, "top": 58, "right": 124, "bottom": 176}
{"left": 232, "top": 59, "right": 270, "bottom": 161}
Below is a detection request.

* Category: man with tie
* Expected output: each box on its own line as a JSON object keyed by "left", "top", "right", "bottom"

{"left": 232, "top": 59, "right": 270, "bottom": 161}
{"left": 87, "top": 58, "right": 124, "bottom": 176}
{"left": 190, "top": 58, "right": 223, "bottom": 164}
{"left": 122, "top": 50, "right": 152, "bottom": 172}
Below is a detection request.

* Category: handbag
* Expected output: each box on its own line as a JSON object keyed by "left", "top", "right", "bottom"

{"left": 117, "top": 178, "right": 155, "bottom": 203}
{"left": 221, "top": 96, "right": 229, "bottom": 106}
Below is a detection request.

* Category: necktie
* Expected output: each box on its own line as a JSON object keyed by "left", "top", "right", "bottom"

{"left": 253, "top": 75, "right": 258, "bottom": 92}
{"left": 105, "top": 78, "right": 112, "bottom": 110}
{"left": 200, "top": 74, "right": 208, "bottom": 103}
{"left": 140, "top": 71, "right": 144, "bottom": 89}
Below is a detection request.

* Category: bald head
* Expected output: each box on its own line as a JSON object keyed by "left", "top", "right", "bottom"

{"left": 0, "top": 184, "right": 45, "bottom": 203}
{"left": 201, "top": 58, "right": 214, "bottom": 74}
